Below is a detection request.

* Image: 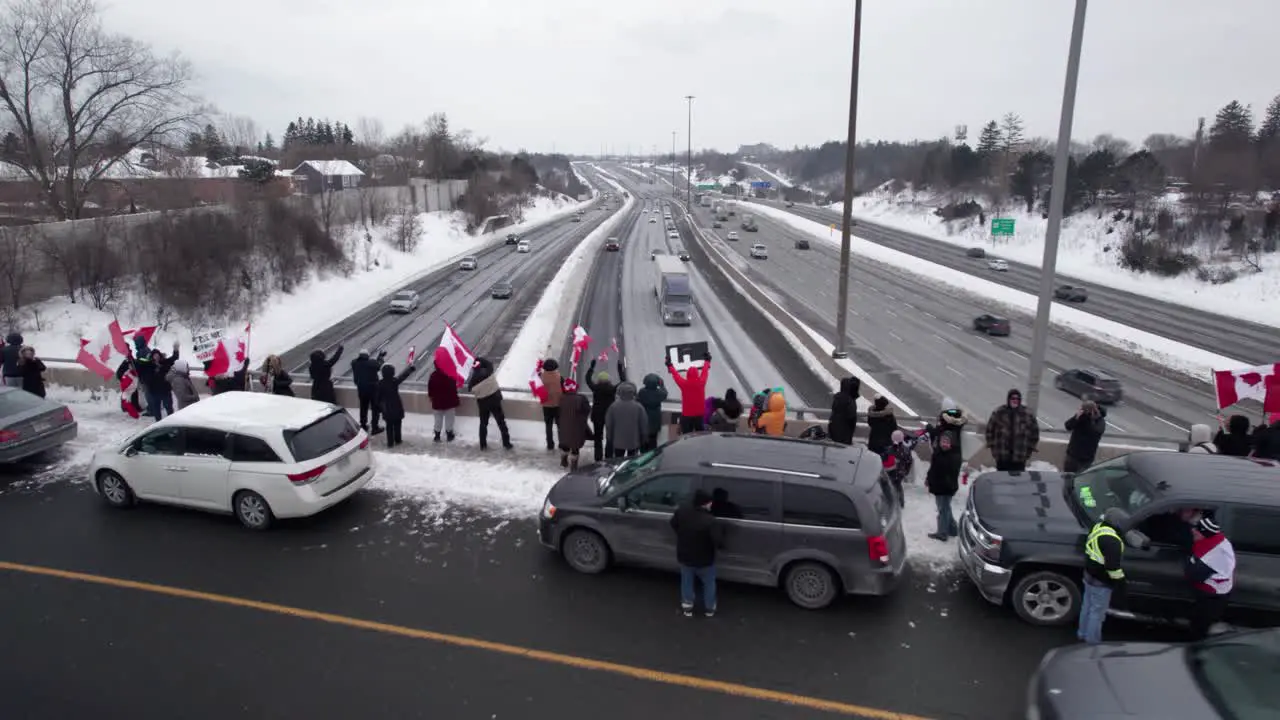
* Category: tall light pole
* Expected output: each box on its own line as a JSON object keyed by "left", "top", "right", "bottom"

{"left": 832, "top": 0, "right": 863, "bottom": 359}
{"left": 671, "top": 131, "right": 677, "bottom": 197}
{"left": 1025, "top": 0, "right": 1088, "bottom": 413}
{"left": 685, "top": 95, "right": 695, "bottom": 207}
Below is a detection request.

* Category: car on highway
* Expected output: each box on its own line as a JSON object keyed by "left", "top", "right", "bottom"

{"left": 726, "top": 231, "right": 739, "bottom": 241}
{"left": 537, "top": 432, "right": 906, "bottom": 609}
{"left": 675, "top": 248, "right": 690, "bottom": 261}
{"left": 712, "top": 220, "right": 722, "bottom": 228}
{"left": 966, "top": 247, "right": 986, "bottom": 258}
{"left": 987, "top": 258, "right": 1009, "bottom": 272}
{"left": 490, "top": 281, "right": 513, "bottom": 299}
{"left": 1055, "top": 284, "right": 1088, "bottom": 302}
{"left": 459, "top": 256, "right": 478, "bottom": 271}
{"left": 785, "top": 201, "right": 795, "bottom": 207}
{"left": 794, "top": 238, "right": 810, "bottom": 250}
{"left": 0, "top": 387, "right": 78, "bottom": 463}
{"left": 570, "top": 215, "right": 581, "bottom": 223}
{"left": 959, "top": 452, "right": 1280, "bottom": 630}
{"left": 667, "top": 231, "right": 679, "bottom": 240}
{"left": 650, "top": 249, "right": 665, "bottom": 261}
{"left": 1026, "top": 628, "right": 1280, "bottom": 720}
{"left": 516, "top": 239, "right": 531, "bottom": 253}
{"left": 972, "top": 314, "right": 1011, "bottom": 336}
{"left": 648, "top": 217, "right": 657, "bottom": 223}
{"left": 605, "top": 237, "right": 620, "bottom": 251}
{"left": 388, "top": 289, "right": 420, "bottom": 314}
{"left": 88, "top": 392, "right": 374, "bottom": 530}
{"left": 1055, "top": 368, "right": 1124, "bottom": 404}
{"left": 750, "top": 243, "right": 768, "bottom": 259}
{"left": 505, "top": 233, "right": 519, "bottom": 245}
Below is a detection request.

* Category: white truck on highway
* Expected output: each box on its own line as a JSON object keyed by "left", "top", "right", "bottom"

{"left": 653, "top": 255, "right": 693, "bottom": 326}
{"left": 741, "top": 213, "right": 758, "bottom": 232}
{"left": 699, "top": 195, "right": 712, "bottom": 207}
{"left": 714, "top": 202, "right": 728, "bottom": 221}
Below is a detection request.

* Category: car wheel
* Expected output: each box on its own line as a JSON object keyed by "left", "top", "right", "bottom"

{"left": 233, "top": 490, "right": 274, "bottom": 531}
{"left": 1011, "top": 570, "right": 1080, "bottom": 626}
{"left": 97, "top": 470, "right": 135, "bottom": 508}
{"left": 784, "top": 561, "right": 839, "bottom": 610}
{"left": 561, "top": 528, "right": 610, "bottom": 574}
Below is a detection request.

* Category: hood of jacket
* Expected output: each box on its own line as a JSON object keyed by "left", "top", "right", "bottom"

{"left": 642, "top": 373, "right": 662, "bottom": 389}
{"left": 871, "top": 395, "right": 889, "bottom": 411}
{"left": 940, "top": 408, "right": 966, "bottom": 428}
{"left": 1189, "top": 423, "right": 1213, "bottom": 445}
{"left": 616, "top": 381, "right": 637, "bottom": 401}
{"left": 767, "top": 392, "right": 786, "bottom": 413}
{"left": 839, "top": 376, "right": 861, "bottom": 397}
{"left": 5, "top": 332, "right": 22, "bottom": 346}
{"left": 1006, "top": 388, "right": 1023, "bottom": 408}
{"left": 170, "top": 359, "right": 190, "bottom": 376}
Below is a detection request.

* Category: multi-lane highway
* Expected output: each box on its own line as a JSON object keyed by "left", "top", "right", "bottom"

{"left": 768, "top": 200, "right": 1279, "bottom": 365}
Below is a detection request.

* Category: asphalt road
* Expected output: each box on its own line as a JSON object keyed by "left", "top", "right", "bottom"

{"left": 686, "top": 203, "right": 1220, "bottom": 436}
{"left": 1, "top": 464, "right": 1192, "bottom": 720}
{"left": 768, "top": 201, "right": 1279, "bottom": 366}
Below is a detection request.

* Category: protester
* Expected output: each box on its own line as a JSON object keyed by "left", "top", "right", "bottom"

{"left": 1186, "top": 424, "right": 1217, "bottom": 453}
{"left": 1254, "top": 413, "right": 1280, "bottom": 460}
{"left": 708, "top": 389, "right": 743, "bottom": 432}
{"left": 426, "top": 355, "right": 459, "bottom": 443}
{"left": 748, "top": 388, "right": 772, "bottom": 429}
{"left": 666, "top": 351, "right": 711, "bottom": 433}
{"left": 209, "top": 353, "right": 251, "bottom": 395}
{"left": 865, "top": 395, "right": 898, "bottom": 455}
{"left": 166, "top": 359, "right": 200, "bottom": 410}
{"left": 1079, "top": 508, "right": 1126, "bottom": 645}
{"left": 925, "top": 408, "right": 965, "bottom": 541}
{"left": 377, "top": 363, "right": 415, "bottom": 448}
{"left": 308, "top": 345, "right": 344, "bottom": 403}
{"left": 827, "top": 376, "right": 861, "bottom": 445}
{"left": 260, "top": 355, "right": 294, "bottom": 396}
{"left": 754, "top": 390, "right": 787, "bottom": 436}
{"left": 1213, "top": 415, "right": 1252, "bottom": 456}
{"left": 1186, "top": 515, "right": 1235, "bottom": 639}
{"left": 2, "top": 332, "right": 24, "bottom": 387}
{"left": 586, "top": 358, "right": 625, "bottom": 461}
{"left": 670, "top": 489, "right": 723, "bottom": 618}
{"left": 540, "top": 358, "right": 563, "bottom": 451}
{"left": 556, "top": 378, "right": 592, "bottom": 469}
{"left": 467, "top": 357, "right": 512, "bottom": 450}
{"left": 137, "top": 339, "right": 180, "bottom": 421}
{"left": 1063, "top": 400, "right": 1107, "bottom": 473}
{"left": 605, "top": 381, "right": 648, "bottom": 458}
{"left": 985, "top": 388, "right": 1039, "bottom": 472}
{"left": 350, "top": 348, "right": 387, "bottom": 433}
{"left": 637, "top": 373, "right": 668, "bottom": 450}
{"left": 881, "top": 429, "right": 921, "bottom": 507}
{"left": 17, "top": 346, "right": 46, "bottom": 398}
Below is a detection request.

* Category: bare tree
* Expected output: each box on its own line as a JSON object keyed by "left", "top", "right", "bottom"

{"left": 387, "top": 205, "right": 422, "bottom": 252}
{"left": 356, "top": 117, "right": 385, "bottom": 151}
{"left": 219, "top": 114, "right": 261, "bottom": 156}
{"left": 0, "top": 225, "right": 35, "bottom": 311}
{"left": 40, "top": 230, "right": 82, "bottom": 302}
{"left": 0, "top": 0, "right": 202, "bottom": 220}
{"left": 80, "top": 225, "right": 123, "bottom": 310}
{"left": 316, "top": 186, "right": 342, "bottom": 239}
{"left": 1091, "top": 133, "right": 1132, "bottom": 158}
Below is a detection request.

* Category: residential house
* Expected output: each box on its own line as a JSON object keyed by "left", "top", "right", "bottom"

{"left": 291, "top": 160, "right": 365, "bottom": 194}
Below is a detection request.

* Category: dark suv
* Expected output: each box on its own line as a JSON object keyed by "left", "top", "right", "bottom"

{"left": 537, "top": 433, "right": 907, "bottom": 609}
{"left": 1055, "top": 285, "right": 1088, "bottom": 302}
{"left": 973, "top": 314, "right": 1011, "bottom": 336}
{"left": 1056, "top": 368, "right": 1123, "bottom": 404}
{"left": 959, "top": 453, "right": 1280, "bottom": 629}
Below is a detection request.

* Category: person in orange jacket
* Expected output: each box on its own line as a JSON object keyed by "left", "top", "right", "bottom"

{"left": 755, "top": 390, "right": 787, "bottom": 436}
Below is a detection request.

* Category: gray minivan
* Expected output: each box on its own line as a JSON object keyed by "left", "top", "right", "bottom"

{"left": 537, "top": 433, "right": 907, "bottom": 609}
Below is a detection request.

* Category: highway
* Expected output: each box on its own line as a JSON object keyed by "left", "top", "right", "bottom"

{"left": 281, "top": 166, "right": 622, "bottom": 383}
{"left": 767, "top": 200, "right": 1279, "bottom": 365}
{"left": 681, "top": 196, "right": 1219, "bottom": 438}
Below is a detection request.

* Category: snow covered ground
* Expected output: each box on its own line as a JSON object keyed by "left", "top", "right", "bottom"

{"left": 20, "top": 195, "right": 584, "bottom": 362}
{"left": 836, "top": 188, "right": 1280, "bottom": 328}
{"left": 747, "top": 202, "right": 1247, "bottom": 379}
{"left": 741, "top": 161, "right": 795, "bottom": 189}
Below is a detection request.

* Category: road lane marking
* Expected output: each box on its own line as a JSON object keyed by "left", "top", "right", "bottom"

{"left": 931, "top": 334, "right": 946, "bottom": 342}
{"left": 885, "top": 309, "right": 898, "bottom": 317}
{"left": 922, "top": 311, "right": 936, "bottom": 319}
{"left": 1045, "top": 368, "right": 1060, "bottom": 375}
{"left": 1008, "top": 350, "right": 1027, "bottom": 359}
{"left": 977, "top": 337, "right": 993, "bottom": 345}
{"left": 946, "top": 322, "right": 960, "bottom": 330}
{"left": 946, "top": 366, "right": 963, "bottom": 376}
{"left": 1153, "top": 416, "right": 1188, "bottom": 433}
{"left": 889, "top": 332, "right": 904, "bottom": 342}
{"left": 996, "top": 367, "right": 1016, "bottom": 377}
{"left": 1106, "top": 421, "right": 1126, "bottom": 432}
{"left": 0, "top": 560, "right": 929, "bottom": 720}
{"left": 1037, "top": 417, "right": 1055, "bottom": 429}
{"left": 1141, "top": 386, "right": 1174, "bottom": 401}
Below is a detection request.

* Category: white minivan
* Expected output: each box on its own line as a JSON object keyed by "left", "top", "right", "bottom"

{"left": 88, "top": 393, "right": 375, "bottom": 530}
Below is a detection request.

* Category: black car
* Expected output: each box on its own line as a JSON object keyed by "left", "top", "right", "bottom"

{"left": 605, "top": 237, "right": 620, "bottom": 251}
{"left": 505, "top": 233, "right": 519, "bottom": 245}
{"left": 1028, "top": 629, "right": 1280, "bottom": 719}
{"left": 972, "top": 314, "right": 1010, "bottom": 336}
{"left": 958, "top": 453, "right": 1280, "bottom": 629}
{"left": 712, "top": 221, "right": 722, "bottom": 228}
{"left": 794, "top": 239, "right": 810, "bottom": 250}
{"left": 966, "top": 247, "right": 986, "bottom": 258}
{"left": 490, "top": 282, "right": 513, "bottom": 299}
{"left": 1056, "top": 368, "right": 1123, "bottom": 404}
{"left": 1055, "top": 284, "right": 1088, "bottom": 302}
{"left": 675, "top": 248, "right": 690, "bottom": 261}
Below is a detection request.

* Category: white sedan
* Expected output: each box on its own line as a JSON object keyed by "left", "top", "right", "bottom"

{"left": 987, "top": 258, "right": 1009, "bottom": 271}
{"left": 88, "top": 393, "right": 375, "bottom": 530}
{"left": 750, "top": 243, "right": 768, "bottom": 259}
{"left": 726, "top": 231, "right": 739, "bottom": 241}
{"left": 459, "top": 256, "right": 478, "bottom": 270}
{"left": 668, "top": 231, "right": 679, "bottom": 240}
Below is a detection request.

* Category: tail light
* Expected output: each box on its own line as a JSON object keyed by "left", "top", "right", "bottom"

{"left": 62, "top": 407, "right": 74, "bottom": 422}
{"left": 867, "top": 535, "right": 890, "bottom": 565}
{"left": 359, "top": 437, "right": 370, "bottom": 450}
{"left": 287, "top": 465, "right": 327, "bottom": 484}
{"left": 0, "top": 429, "right": 19, "bottom": 443}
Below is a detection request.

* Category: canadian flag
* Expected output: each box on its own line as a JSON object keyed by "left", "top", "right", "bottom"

{"left": 1213, "top": 363, "right": 1280, "bottom": 413}
{"left": 407, "top": 345, "right": 417, "bottom": 366}
{"left": 77, "top": 322, "right": 155, "bottom": 417}
{"left": 529, "top": 359, "right": 549, "bottom": 403}
{"left": 611, "top": 337, "right": 619, "bottom": 353}
{"left": 206, "top": 324, "right": 251, "bottom": 378}
{"left": 570, "top": 324, "right": 591, "bottom": 375}
{"left": 434, "top": 323, "right": 475, "bottom": 388}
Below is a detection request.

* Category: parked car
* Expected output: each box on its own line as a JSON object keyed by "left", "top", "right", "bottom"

{"left": 1027, "top": 628, "right": 1280, "bottom": 720}
{"left": 0, "top": 387, "right": 78, "bottom": 463}
{"left": 491, "top": 281, "right": 513, "bottom": 299}
{"left": 973, "top": 314, "right": 1011, "bottom": 336}
{"left": 517, "top": 240, "right": 531, "bottom": 253}
{"left": 726, "top": 231, "right": 739, "bottom": 241}
{"left": 958, "top": 452, "right": 1280, "bottom": 629}
{"left": 794, "top": 238, "right": 810, "bottom": 250}
{"left": 505, "top": 233, "right": 519, "bottom": 245}
{"left": 571, "top": 215, "right": 581, "bottom": 223}
{"left": 388, "top": 289, "right": 420, "bottom": 314}
{"left": 750, "top": 243, "right": 768, "bottom": 259}
{"left": 785, "top": 201, "right": 795, "bottom": 207}
{"left": 537, "top": 433, "right": 906, "bottom": 609}
{"left": 88, "top": 392, "right": 374, "bottom": 530}
{"left": 1055, "top": 284, "right": 1088, "bottom": 302}
{"left": 675, "top": 248, "right": 690, "bottom": 261}
{"left": 987, "top": 258, "right": 1009, "bottom": 272}
{"left": 1056, "top": 368, "right": 1124, "bottom": 404}
{"left": 605, "top": 237, "right": 620, "bottom": 251}
{"left": 459, "top": 256, "right": 478, "bottom": 271}
{"left": 966, "top": 247, "right": 986, "bottom": 258}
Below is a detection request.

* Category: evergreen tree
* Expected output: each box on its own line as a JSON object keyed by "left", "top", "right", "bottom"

{"left": 1208, "top": 100, "right": 1254, "bottom": 150}
{"left": 1010, "top": 150, "right": 1052, "bottom": 212}
{"left": 303, "top": 117, "right": 317, "bottom": 144}
{"left": 976, "top": 120, "right": 1003, "bottom": 154}
{"left": 1077, "top": 148, "right": 1117, "bottom": 204}
{"left": 262, "top": 132, "right": 277, "bottom": 153}
{"left": 1, "top": 131, "right": 20, "bottom": 161}
{"left": 201, "top": 123, "right": 229, "bottom": 162}
{"left": 1000, "top": 112, "right": 1025, "bottom": 152}
{"left": 340, "top": 123, "right": 354, "bottom": 145}
{"left": 1256, "top": 94, "right": 1280, "bottom": 145}
{"left": 238, "top": 159, "right": 276, "bottom": 184}
{"left": 319, "top": 120, "right": 335, "bottom": 146}
{"left": 184, "top": 131, "right": 204, "bottom": 156}
{"left": 282, "top": 122, "right": 299, "bottom": 149}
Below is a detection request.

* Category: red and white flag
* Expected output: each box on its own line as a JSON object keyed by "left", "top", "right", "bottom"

{"left": 1213, "top": 363, "right": 1280, "bottom": 413}
{"left": 407, "top": 345, "right": 417, "bottom": 366}
{"left": 529, "top": 359, "right": 549, "bottom": 403}
{"left": 611, "top": 337, "right": 619, "bottom": 353}
{"left": 598, "top": 350, "right": 609, "bottom": 362}
{"left": 570, "top": 324, "right": 591, "bottom": 375}
{"left": 206, "top": 324, "right": 250, "bottom": 378}
{"left": 76, "top": 329, "right": 118, "bottom": 381}
{"left": 434, "top": 323, "right": 475, "bottom": 388}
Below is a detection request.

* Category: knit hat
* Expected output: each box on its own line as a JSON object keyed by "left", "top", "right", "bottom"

{"left": 891, "top": 429, "right": 905, "bottom": 444}
{"left": 562, "top": 378, "right": 579, "bottom": 393}
{"left": 595, "top": 371, "right": 610, "bottom": 383}
{"left": 1197, "top": 516, "right": 1221, "bottom": 536}
{"left": 358, "top": 348, "right": 370, "bottom": 357}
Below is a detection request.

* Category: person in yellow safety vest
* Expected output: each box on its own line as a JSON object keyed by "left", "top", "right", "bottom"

{"left": 1078, "top": 508, "right": 1126, "bottom": 645}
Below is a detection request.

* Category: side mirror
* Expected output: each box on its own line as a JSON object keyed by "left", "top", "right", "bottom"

{"left": 1125, "top": 529, "right": 1151, "bottom": 551}
{"left": 123, "top": 445, "right": 138, "bottom": 458}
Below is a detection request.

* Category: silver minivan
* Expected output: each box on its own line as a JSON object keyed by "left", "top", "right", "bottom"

{"left": 537, "top": 433, "right": 907, "bottom": 609}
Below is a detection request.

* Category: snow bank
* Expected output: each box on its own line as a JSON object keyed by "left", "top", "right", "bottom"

{"left": 741, "top": 161, "right": 794, "bottom": 188}
{"left": 748, "top": 202, "right": 1246, "bottom": 379}
{"left": 841, "top": 190, "right": 1280, "bottom": 329}
{"left": 496, "top": 176, "right": 635, "bottom": 387}
{"left": 618, "top": 165, "right": 649, "bottom": 180}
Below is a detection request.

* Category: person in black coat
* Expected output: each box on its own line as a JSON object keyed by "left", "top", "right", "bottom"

{"left": 2, "top": 332, "right": 24, "bottom": 388}
{"left": 261, "top": 355, "right": 294, "bottom": 396}
{"left": 351, "top": 348, "right": 387, "bottom": 433}
{"left": 827, "top": 376, "right": 861, "bottom": 445}
{"left": 308, "top": 345, "right": 344, "bottom": 403}
{"left": 377, "top": 363, "right": 414, "bottom": 448}
{"left": 468, "top": 356, "right": 512, "bottom": 450}
{"left": 137, "top": 340, "right": 180, "bottom": 420}
{"left": 17, "top": 346, "right": 46, "bottom": 398}
{"left": 669, "top": 490, "right": 724, "bottom": 617}
{"left": 925, "top": 409, "right": 966, "bottom": 541}
{"left": 865, "top": 395, "right": 898, "bottom": 455}
{"left": 1213, "top": 414, "right": 1252, "bottom": 456}
{"left": 1063, "top": 400, "right": 1107, "bottom": 473}
{"left": 586, "top": 358, "right": 626, "bottom": 462}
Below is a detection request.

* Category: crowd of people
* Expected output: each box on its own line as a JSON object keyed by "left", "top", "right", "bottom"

{"left": 1186, "top": 413, "right": 1280, "bottom": 459}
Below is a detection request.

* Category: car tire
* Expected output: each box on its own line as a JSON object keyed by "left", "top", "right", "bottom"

{"left": 97, "top": 470, "right": 135, "bottom": 508}
{"left": 1011, "top": 570, "right": 1081, "bottom": 626}
{"left": 561, "top": 528, "right": 610, "bottom": 574}
{"left": 233, "top": 490, "right": 274, "bottom": 531}
{"left": 783, "top": 561, "right": 840, "bottom": 610}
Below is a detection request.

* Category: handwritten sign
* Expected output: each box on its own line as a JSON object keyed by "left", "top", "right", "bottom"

{"left": 192, "top": 328, "right": 224, "bottom": 362}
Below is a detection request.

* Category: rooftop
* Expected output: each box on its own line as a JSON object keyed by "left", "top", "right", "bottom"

{"left": 1130, "top": 451, "right": 1280, "bottom": 504}
{"left": 159, "top": 392, "right": 337, "bottom": 432}
{"left": 667, "top": 432, "right": 867, "bottom": 483}
{"left": 297, "top": 160, "right": 365, "bottom": 177}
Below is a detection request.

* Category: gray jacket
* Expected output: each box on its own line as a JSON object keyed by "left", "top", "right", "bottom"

{"left": 166, "top": 360, "right": 200, "bottom": 409}
{"left": 605, "top": 382, "right": 649, "bottom": 451}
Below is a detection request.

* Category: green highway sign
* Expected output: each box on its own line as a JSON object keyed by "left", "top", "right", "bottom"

{"left": 696, "top": 183, "right": 718, "bottom": 190}
{"left": 991, "top": 218, "right": 1015, "bottom": 236}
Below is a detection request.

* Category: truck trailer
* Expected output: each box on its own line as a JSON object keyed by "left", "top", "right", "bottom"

{"left": 653, "top": 255, "right": 693, "bottom": 326}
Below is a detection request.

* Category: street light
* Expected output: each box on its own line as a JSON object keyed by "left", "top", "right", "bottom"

{"left": 1025, "top": 0, "right": 1088, "bottom": 413}
{"left": 671, "top": 131, "right": 677, "bottom": 197}
{"left": 832, "top": 0, "right": 863, "bottom": 360}
{"left": 685, "top": 95, "right": 694, "bottom": 208}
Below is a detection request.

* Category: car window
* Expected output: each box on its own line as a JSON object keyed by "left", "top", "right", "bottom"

{"left": 137, "top": 427, "right": 183, "bottom": 456}
{"left": 0, "top": 389, "right": 47, "bottom": 414}
{"left": 626, "top": 474, "right": 696, "bottom": 511}
{"left": 1227, "top": 509, "right": 1280, "bottom": 555}
{"left": 782, "top": 484, "right": 861, "bottom": 529}
{"left": 1069, "top": 456, "right": 1154, "bottom": 520}
{"left": 284, "top": 410, "right": 360, "bottom": 462}
{"left": 703, "top": 477, "right": 776, "bottom": 521}
{"left": 182, "top": 428, "right": 228, "bottom": 458}
{"left": 228, "top": 433, "right": 283, "bottom": 463}
{"left": 1078, "top": 371, "right": 1096, "bottom": 384}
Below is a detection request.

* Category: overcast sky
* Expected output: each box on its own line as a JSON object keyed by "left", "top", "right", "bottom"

{"left": 107, "top": 0, "right": 1278, "bottom": 155}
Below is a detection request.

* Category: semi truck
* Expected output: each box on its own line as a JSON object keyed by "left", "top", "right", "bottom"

{"left": 653, "top": 255, "right": 693, "bottom": 326}
{"left": 699, "top": 195, "right": 712, "bottom": 207}
{"left": 741, "top": 213, "right": 758, "bottom": 232}
{"left": 714, "top": 202, "right": 728, "bottom": 221}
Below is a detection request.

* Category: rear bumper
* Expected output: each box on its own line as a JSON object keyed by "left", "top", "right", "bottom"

{"left": 273, "top": 466, "right": 376, "bottom": 519}
{"left": 0, "top": 422, "right": 77, "bottom": 463}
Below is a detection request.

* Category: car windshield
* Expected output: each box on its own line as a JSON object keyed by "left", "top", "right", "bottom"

{"left": 394, "top": 291, "right": 414, "bottom": 300}
{"left": 598, "top": 447, "right": 664, "bottom": 495}
{"left": 1188, "top": 630, "right": 1280, "bottom": 720}
{"left": 1066, "top": 456, "right": 1156, "bottom": 521}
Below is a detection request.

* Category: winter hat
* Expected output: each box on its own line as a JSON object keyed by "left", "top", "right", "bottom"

{"left": 543, "top": 358, "right": 559, "bottom": 372}
{"left": 616, "top": 381, "right": 637, "bottom": 400}
{"left": 724, "top": 388, "right": 738, "bottom": 403}
{"left": 595, "top": 371, "right": 610, "bottom": 383}
{"left": 358, "top": 348, "right": 370, "bottom": 357}
{"left": 891, "top": 429, "right": 905, "bottom": 444}
{"left": 1007, "top": 388, "right": 1022, "bottom": 405}
{"left": 940, "top": 396, "right": 957, "bottom": 413}
{"left": 5, "top": 332, "right": 21, "bottom": 345}
{"left": 172, "top": 359, "right": 189, "bottom": 375}
{"left": 1197, "top": 516, "right": 1221, "bottom": 535}
{"left": 381, "top": 364, "right": 395, "bottom": 379}
{"left": 19, "top": 345, "right": 34, "bottom": 357}
{"left": 873, "top": 395, "right": 889, "bottom": 411}
{"left": 562, "top": 378, "right": 579, "bottom": 393}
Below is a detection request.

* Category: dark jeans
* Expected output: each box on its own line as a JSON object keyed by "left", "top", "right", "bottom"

{"left": 1063, "top": 455, "right": 1093, "bottom": 474}
{"left": 542, "top": 406, "right": 559, "bottom": 449}
{"left": 479, "top": 403, "right": 511, "bottom": 448}
{"left": 145, "top": 387, "right": 173, "bottom": 420}
{"left": 643, "top": 432, "right": 660, "bottom": 451}
{"left": 384, "top": 419, "right": 403, "bottom": 447}
{"left": 611, "top": 447, "right": 640, "bottom": 459}
{"left": 996, "top": 459, "right": 1027, "bottom": 473}
{"left": 591, "top": 418, "right": 612, "bottom": 461}
{"left": 357, "top": 387, "right": 380, "bottom": 430}
{"left": 679, "top": 415, "right": 704, "bottom": 434}
{"left": 1190, "top": 593, "right": 1230, "bottom": 639}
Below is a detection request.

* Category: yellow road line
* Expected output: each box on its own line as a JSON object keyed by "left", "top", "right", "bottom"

{"left": 0, "top": 560, "right": 931, "bottom": 720}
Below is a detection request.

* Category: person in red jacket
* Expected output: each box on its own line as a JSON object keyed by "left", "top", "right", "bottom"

{"left": 666, "top": 351, "right": 711, "bottom": 434}
{"left": 426, "top": 359, "right": 460, "bottom": 443}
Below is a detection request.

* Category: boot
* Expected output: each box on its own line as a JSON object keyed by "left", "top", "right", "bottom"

{"left": 569, "top": 455, "right": 579, "bottom": 471}
{"left": 433, "top": 431, "right": 441, "bottom": 443}
{"left": 446, "top": 431, "right": 455, "bottom": 442}
{"left": 560, "top": 452, "right": 569, "bottom": 468}
{"left": 479, "top": 440, "right": 488, "bottom": 450}
{"left": 371, "top": 426, "right": 384, "bottom": 436}
{"left": 502, "top": 438, "right": 514, "bottom": 450}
